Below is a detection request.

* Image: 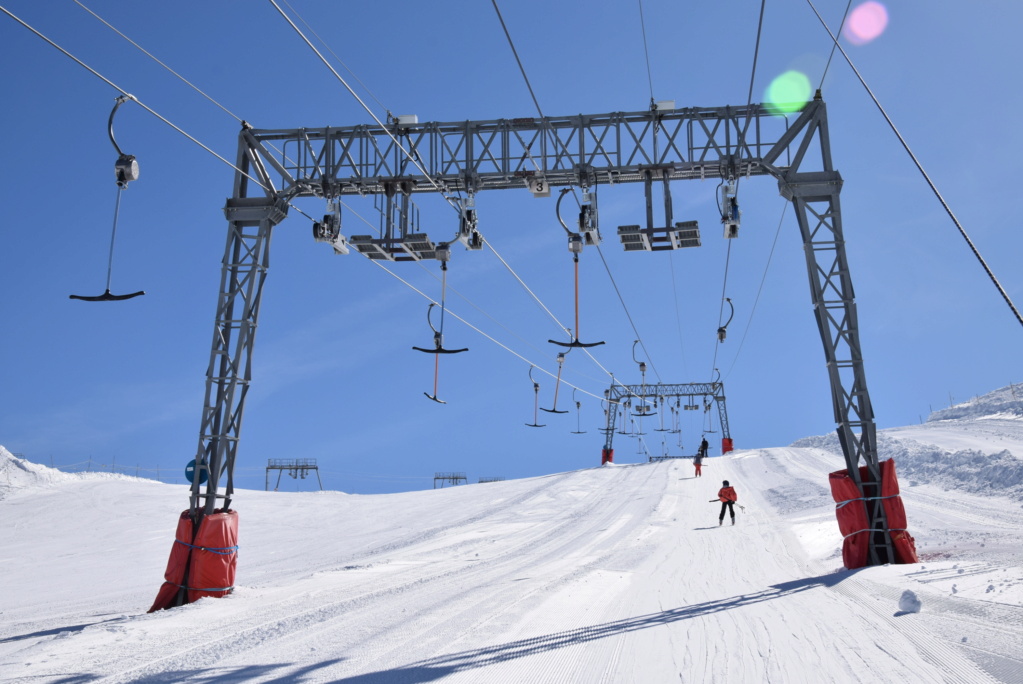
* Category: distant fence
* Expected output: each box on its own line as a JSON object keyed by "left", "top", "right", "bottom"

{"left": 14, "top": 456, "right": 183, "bottom": 484}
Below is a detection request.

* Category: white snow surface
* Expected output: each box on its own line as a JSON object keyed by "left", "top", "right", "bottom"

{"left": 2, "top": 387, "right": 1023, "bottom": 682}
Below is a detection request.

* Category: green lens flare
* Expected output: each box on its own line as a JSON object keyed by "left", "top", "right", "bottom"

{"left": 764, "top": 71, "right": 811, "bottom": 116}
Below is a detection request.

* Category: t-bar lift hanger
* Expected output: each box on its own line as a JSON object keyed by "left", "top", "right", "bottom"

{"left": 549, "top": 188, "right": 604, "bottom": 349}
{"left": 70, "top": 95, "right": 145, "bottom": 302}
{"left": 571, "top": 387, "right": 587, "bottom": 434}
{"left": 540, "top": 351, "right": 570, "bottom": 414}
{"left": 525, "top": 365, "right": 546, "bottom": 428}
{"left": 412, "top": 242, "right": 467, "bottom": 403}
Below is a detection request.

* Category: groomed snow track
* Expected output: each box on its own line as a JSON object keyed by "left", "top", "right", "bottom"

{"left": 1, "top": 446, "right": 1022, "bottom": 682}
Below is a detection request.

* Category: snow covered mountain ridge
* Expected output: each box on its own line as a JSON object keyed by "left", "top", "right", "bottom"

{"left": 926, "top": 383, "right": 1023, "bottom": 422}
{"left": 793, "top": 384, "right": 1023, "bottom": 499}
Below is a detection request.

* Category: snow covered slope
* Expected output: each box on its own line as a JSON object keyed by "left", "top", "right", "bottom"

{"left": 1, "top": 389, "right": 1022, "bottom": 682}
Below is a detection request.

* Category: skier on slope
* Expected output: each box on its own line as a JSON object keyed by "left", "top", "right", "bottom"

{"left": 715, "top": 480, "right": 738, "bottom": 525}
{"left": 693, "top": 437, "right": 709, "bottom": 477}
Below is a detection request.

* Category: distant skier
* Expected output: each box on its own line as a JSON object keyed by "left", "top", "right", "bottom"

{"left": 714, "top": 480, "right": 738, "bottom": 525}
{"left": 693, "top": 438, "right": 708, "bottom": 477}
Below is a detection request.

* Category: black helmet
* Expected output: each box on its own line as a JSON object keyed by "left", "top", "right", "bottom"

{"left": 723, "top": 480, "right": 730, "bottom": 486}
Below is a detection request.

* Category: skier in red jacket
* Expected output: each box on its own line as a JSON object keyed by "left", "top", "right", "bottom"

{"left": 717, "top": 480, "right": 738, "bottom": 525}
{"left": 693, "top": 437, "right": 708, "bottom": 477}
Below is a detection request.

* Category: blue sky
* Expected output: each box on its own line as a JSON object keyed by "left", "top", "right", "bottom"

{"left": 1, "top": 1, "right": 1020, "bottom": 494}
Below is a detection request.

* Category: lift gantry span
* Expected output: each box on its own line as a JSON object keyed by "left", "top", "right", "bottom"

{"left": 191, "top": 94, "right": 896, "bottom": 566}
{"left": 602, "top": 382, "right": 731, "bottom": 457}
{"left": 245, "top": 102, "right": 782, "bottom": 197}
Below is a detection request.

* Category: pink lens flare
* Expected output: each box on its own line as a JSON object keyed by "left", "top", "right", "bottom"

{"left": 842, "top": 1, "right": 889, "bottom": 45}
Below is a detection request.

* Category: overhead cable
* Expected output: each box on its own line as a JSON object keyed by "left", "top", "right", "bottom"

{"left": 490, "top": 0, "right": 545, "bottom": 121}
{"left": 806, "top": 0, "right": 1023, "bottom": 331}
{"left": 634, "top": 0, "right": 687, "bottom": 378}
{"left": 637, "top": 0, "right": 655, "bottom": 101}
{"left": 73, "top": 1, "right": 242, "bottom": 123}
{"left": 667, "top": 252, "right": 690, "bottom": 377}
{"left": 714, "top": 1, "right": 764, "bottom": 382}
{"left": 261, "top": 7, "right": 587, "bottom": 377}
{"left": 594, "top": 244, "right": 662, "bottom": 383}
{"left": 269, "top": 0, "right": 614, "bottom": 390}
{"left": 482, "top": 236, "right": 572, "bottom": 340}
{"left": 710, "top": 240, "right": 734, "bottom": 377}
{"left": 489, "top": 0, "right": 575, "bottom": 165}
{"left": 0, "top": 4, "right": 314, "bottom": 222}
{"left": 267, "top": 0, "right": 458, "bottom": 212}
{"left": 735, "top": 0, "right": 767, "bottom": 198}
{"left": 818, "top": 0, "right": 854, "bottom": 91}
{"left": 723, "top": 203, "right": 788, "bottom": 380}
{"left": 744, "top": 0, "right": 767, "bottom": 109}
{"left": 73, "top": 1, "right": 305, "bottom": 166}
{"left": 488, "top": 3, "right": 656, "bottom": 399}
{"left": 366, "top": 256, "right": 605, "bottom": 401}
{"left": 279, "top": 0, "right": 393, "bottom": 118}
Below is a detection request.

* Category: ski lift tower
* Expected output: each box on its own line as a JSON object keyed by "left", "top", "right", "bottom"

{"left": 603, "top": 381, "right": 732, "bottom": 460}
{"left": 265, "top": 458, "right": 323, "bottom": 491}
{"left": 434, "top": 472, "right": 468, "bottom": 488}
{"left": 162, "top": 92, "right": 908, "bottom": 611}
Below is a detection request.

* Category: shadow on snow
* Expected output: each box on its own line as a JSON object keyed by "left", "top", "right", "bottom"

{"left": 335, "top": 570, "right": 860, "bottom": 683}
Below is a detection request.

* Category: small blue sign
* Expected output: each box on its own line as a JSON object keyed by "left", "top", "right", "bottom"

{"left": 185, "top": 459, "right": 208, "bottom": 485}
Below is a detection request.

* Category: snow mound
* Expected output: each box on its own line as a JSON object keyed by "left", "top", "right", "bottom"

{"left": 928, "top": 384, "right": 1023, "bottom": 422}
{"left": 0, "top": 445, "right": 76, "bottom": 495}
{"left": 790, "top": 433, "right": 1023, "bottom": 497}
{"left": 898, "top": 590, "right": 922, "bottom": 614}
{"left": 0, "top": 446, "right": 145, "bottom": 498}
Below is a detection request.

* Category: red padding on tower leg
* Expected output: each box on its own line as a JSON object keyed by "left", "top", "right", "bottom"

{"left": 829, "top": 470, "right": 869, "bottom": 569}
{"left": 602, "top": 448, "right": 614, "bottom": 464}
{"left": 148, "top": 509, "right": 239, "bottom": 612}
{"left": 829, "top": 459, "right": 917, "bottom": 570}
{"left": 721, "top": 438, "right": 734, "bottom": 454}
{"left": 187, "top": 509, "right": 239, "bottom": 603}
{"left": 148, "top": 511, "right": 194, "bottom": 612}
{"left": 878, "top": 459, "right": 919, "bottom": 565}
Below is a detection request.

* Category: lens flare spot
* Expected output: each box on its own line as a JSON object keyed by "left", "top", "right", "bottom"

{"left": 764, "top": 71, "right": 811, "bottom": 116}
{"left": 843, "top": 1, "right": 889, "bottom": 45}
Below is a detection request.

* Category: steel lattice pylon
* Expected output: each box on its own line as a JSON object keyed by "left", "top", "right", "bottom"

{"left": 186, "top": 94, "right": 896, "bottom": 567}
{"left": 602, "top": 382, "right": 730, "bottom": 454}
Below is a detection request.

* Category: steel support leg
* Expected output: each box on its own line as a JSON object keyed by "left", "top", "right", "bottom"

{"left": 189, "top": 197, "right": 287, "bottom": 519}
{"left": 780, "top": 171, "right": 894, "bottom": 565}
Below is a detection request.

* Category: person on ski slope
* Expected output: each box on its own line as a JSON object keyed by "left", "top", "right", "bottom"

{"left": 693, "top": 437, "right": 708, "bottom": 477}
{"left": 716, "top": 480, "right": 738, "bottom": 525}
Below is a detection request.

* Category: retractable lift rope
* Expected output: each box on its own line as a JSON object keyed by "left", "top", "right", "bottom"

{"left": 525, "top": 365, "right": 546, "bottom": 428}
{"left": 655, "top": 398, "right": 669, "bottom": 432}
{"left": 540, "top": 352, "right": 569, "bottom": 414}
{"left": 412, "top": 243, "right": 467, "bottom": 403}
{"left": 549, "top": 189, "right": 605, "bottom": 350}
{"left": 717, "top": 297, "right": 734, "bottom": 342}
{"left": 631, "top": 341, "right": 656, "bottom": 425}
{"left": 571, "top": 388, "right": 587, "bottom": 434}
{"left": 70, "top": 95, "right": 145, "bottom": 302}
